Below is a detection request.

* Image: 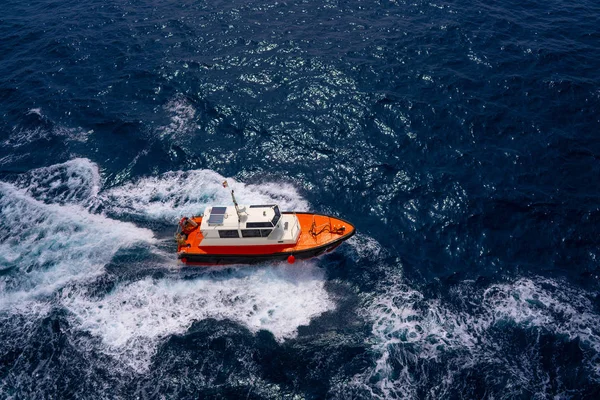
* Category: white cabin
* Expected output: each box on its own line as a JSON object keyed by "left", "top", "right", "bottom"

{"left": 199, "top": 204, "right": 301, "bottom": 246}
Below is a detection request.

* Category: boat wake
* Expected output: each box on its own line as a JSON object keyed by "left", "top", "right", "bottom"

{"left": 0, "top": 181, "right": 155, "bottom": 304}
{"left": 100, "top": 168, "right": 309, "bottom": 223}
{"left": 344, "top": 270, "right": 600, "bottom": 398}
{"left": 3, "top": 160, "right": 599, "bottom": 397}
{"left": 0, "top": 158, "right": 334, "bottom": 374}
{"left": 62, "top": 264, "right": 332, "bottom": 372}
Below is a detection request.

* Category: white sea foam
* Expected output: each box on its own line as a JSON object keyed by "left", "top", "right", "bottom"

{"left": 15, "top": 158, "right": 101, "bottom": 206}
{"left": 101, "top": 169, "right": 309, "bottom": 222}
{"left": 1, "top": 158, "right": 339, "bottom": 374}
{"left": 482, "top": 278, "right": 600, "bottom": 353}
{"left": 0, "top": 182, "right": 155, "bottom": 306}
{"left": 63, "top": 263, "right": 333, "bottom": 372}
{"left": 7, "top": 157, "right": 308, "bottom": 224}
{"left": 3, "top": 127, "right": 49, "bottom": 147}
{"left": 358, "top": 275, "right": 600, "bottom": 398}
{"left": 27, "top": 108, "right": 43, "bottom": 116}
{"left": 159, "top": 94, "right": 197, "bottom": 140}
{"left": 346, "top": 234, "right": 385, "bottom": 261}
{"left": 3, "top": 124, "right": 90, "bottom": 148}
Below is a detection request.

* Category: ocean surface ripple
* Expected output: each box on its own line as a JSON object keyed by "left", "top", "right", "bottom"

{"left": 1, "top": 0, "right": 600, "bottom": 398}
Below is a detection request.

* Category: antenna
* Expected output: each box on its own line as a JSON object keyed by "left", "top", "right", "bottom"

{"left": 222, "top": 180, "right": 241, "bottom": 222}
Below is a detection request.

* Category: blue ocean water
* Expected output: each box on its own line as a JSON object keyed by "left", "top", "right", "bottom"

{"left": 1, "top": 0, "right": 600, "bottom": 398}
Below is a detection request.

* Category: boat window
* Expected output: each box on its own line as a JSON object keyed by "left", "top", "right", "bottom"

{"left": 271, "top": 206, "right": 281, "bottom": 226}
{"left": 246, "top": 222, "right": 272, "bottom": 228}
{"left": 241, "top": 229, "right": 261, "bottom": 238}
{"left": 260, "top": 229, "right": 272, "bottom": 238}
{"left": 218, "top": 230, "right": 239, "bottom": 238}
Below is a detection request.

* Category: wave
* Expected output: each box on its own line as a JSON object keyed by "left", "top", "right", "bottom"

{"left": 101, "top": 169, "right": 309, "bottom": 222}
{"left": 62, "top": 263, "right": 333, "bottom": 372}
{"left": 0, "top": 181, "right": 155, "bottom": 305}
{"left": 9, "top": 157, "right": 309, "bottom": 223}
{"left": 0, "top": 158, "right": 333, "bottom": 372}
{"left": 349, "top": 274, "right": 600, "bottom": 398}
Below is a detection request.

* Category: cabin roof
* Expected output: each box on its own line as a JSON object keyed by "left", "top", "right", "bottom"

{"left": 200, "top": 204, "right": 280, "bottom": 231}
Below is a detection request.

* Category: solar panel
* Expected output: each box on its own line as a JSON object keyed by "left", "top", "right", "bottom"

{"left": 211, "top": 206, "right": 227, "bottom": 214}
{"left": 208, "top": 214, "right": 225, "bottom": 225}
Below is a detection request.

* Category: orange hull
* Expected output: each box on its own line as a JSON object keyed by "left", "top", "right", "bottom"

{"left": 177, "top": 212, "right": 355, "bottom": 265}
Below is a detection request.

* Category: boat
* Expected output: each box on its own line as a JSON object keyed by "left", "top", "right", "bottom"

{"left": 175, "top": 181, "right": 355, "bottom": 265}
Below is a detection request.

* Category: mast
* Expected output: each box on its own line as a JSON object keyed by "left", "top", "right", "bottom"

{"left": 222, "top": 181, "right": 241, "bottom": 222}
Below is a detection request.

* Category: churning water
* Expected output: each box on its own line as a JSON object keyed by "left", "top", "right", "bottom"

{"left": 1, "top": 0, "right": 600, "bottom": 398}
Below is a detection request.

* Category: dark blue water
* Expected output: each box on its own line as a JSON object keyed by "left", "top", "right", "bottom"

{"left": 2, "top": 0, "right": 600, "bottom": 398}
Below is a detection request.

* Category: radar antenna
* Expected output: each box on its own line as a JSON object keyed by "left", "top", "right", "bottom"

{"left": 222, "top": 180, "right": 242, "bottom": 222}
